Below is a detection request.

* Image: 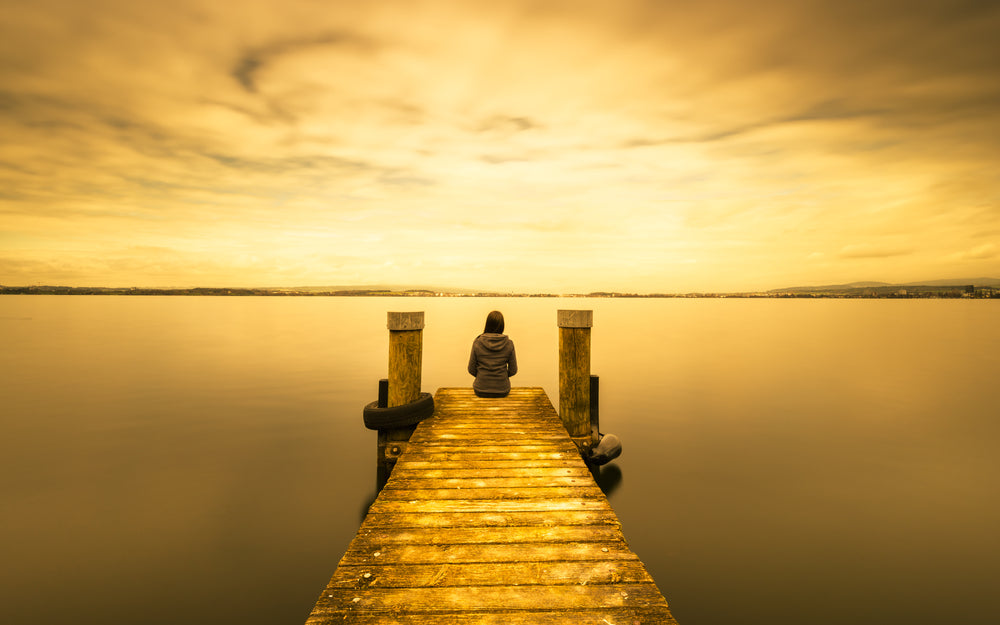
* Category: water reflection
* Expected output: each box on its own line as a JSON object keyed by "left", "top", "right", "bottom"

{"left": 591, "top": 463, "right": 624, "bottom": 497}
{"left": 360, "top": 492, "right": 377, "bottom": 524}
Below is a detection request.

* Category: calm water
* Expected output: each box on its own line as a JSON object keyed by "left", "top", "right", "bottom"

{"left": 1, "top": 296, "right": 997, "bottom": 624}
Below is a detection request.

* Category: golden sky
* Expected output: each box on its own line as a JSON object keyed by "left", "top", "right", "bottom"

{"left": 2, "top": 0, "right": 998, "bottom": 292}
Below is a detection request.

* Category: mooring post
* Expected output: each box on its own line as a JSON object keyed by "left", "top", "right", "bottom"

{"left": 590, "top": 374, "right": 600, "bottom": 446}
{"left": 377, "top": 312, "right": 425, "bottom": 490}
{"left": 558, "top": 309, "right": 593, "bottom": 455}
{"left": 387, "top": 311, "right": 424, "bottom": 406}
{"left": 377, "top": 378, "right": 388, "bottom": 408}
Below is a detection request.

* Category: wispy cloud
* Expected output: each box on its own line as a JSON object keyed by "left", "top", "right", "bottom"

{"left": 953, "top": 242, "right": 998, "bottom": 261}
{"left": 838, "top": 245, "right": 914, "bottom": 260}
{"left": 231, "top": 31, "right": 376, "bottom": 94}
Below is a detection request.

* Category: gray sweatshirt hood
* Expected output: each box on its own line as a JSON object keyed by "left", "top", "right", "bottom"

{"left": 476, "top": 333, "right": 511, "bottom": 351}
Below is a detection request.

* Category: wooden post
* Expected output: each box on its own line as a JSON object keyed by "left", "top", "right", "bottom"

{"left": 590, "top": 375, "right": 600, "bottom": 446}
{"left": 558, "top": 309, "right": 593, "bottom": 455}
{"left": 377, "top": 378, "right": 388, "bottom": 408}
{"left": 387, "top": 311, "right": 423, "bottom": 407}
{"left": 377, "top": 312, "right": 424, "bottom": 491}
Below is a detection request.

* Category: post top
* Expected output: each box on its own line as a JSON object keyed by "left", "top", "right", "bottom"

{"left": 557, "top": 309, "right": 593, "bottom": 328}
{"left": 387, "top": 311, "right": 425, "bottom": 330}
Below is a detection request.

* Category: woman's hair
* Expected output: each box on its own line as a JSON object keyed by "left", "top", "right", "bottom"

{"left": 483, "top": 310, "right": 505, "bottom": 334}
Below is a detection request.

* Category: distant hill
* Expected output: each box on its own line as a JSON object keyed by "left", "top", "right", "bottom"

{"left": 773, "top": 281, "right": 893, "bottom": 291}
{"left": 0, "top": 284, "right": 486, "bottom": 296}
{"left": 284, "top": 284, "right": 481, "bottom": 294}
{"left": 900, "top": 277, "right": 1000, "bottom": 287}
{"left": 771, "top": 278, "right": 1000, "bottom": 293}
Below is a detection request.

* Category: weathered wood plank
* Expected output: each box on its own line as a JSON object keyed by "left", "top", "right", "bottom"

{"left": 414, "top": 424, "right": 566, "bottom": 432}
{"left": 325, "top": 559, "right": 652, "bottom": 588}
{"left": 315, "top": 583, "right": 669, "bottom": 612}
{"left": 409, "top": 434, "right": 572, "bottom": 443}
{"left": 378, "top": 485, "right": 606, "bottom": 500}
{"left": 411, "top": 433, "right": 567, "bottom": 441}
{"left": 388, "top": 467, "right": 594, "bottom": 479}
{"left": 396, "top": 445, "right": 575, "bottom": 453}
{"left": 394, "top": 460, "right": 585, "bottom": 470}
{"left": 397, "top": 452, "right": 579, "bottom": 462}
{"left": 308, "top": 608, "right": 677, "bottom": 625}
{"left": 384, "top": 476, "right": 597, "bottom": 489}
{"left": 357, "top": 510, "right": 622, "bottom": 529}
{"left": 367, "top": 499, "right": 611, "bottom": 514}
{"left": 350, "top": 525, "right": 625, "bottom": 545}
{"left": 340, "top": 541, "right": 640, "bottom": 565}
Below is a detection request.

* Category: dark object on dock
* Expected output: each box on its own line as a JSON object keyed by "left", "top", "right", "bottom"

{"left": 363, "top": 392, "right": 435, "bottom": 430}
{"left": 587, "top": 432, "right": 623, "bottom": 466}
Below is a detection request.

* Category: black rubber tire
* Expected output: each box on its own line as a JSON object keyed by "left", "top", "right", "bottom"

{"left": 363, "top": 392, "right": 435, "bottom": 430}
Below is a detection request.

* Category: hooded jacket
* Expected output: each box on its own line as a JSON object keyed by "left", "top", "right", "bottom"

{"left": 468, "top": 333, "right": 518, "bottom": 395}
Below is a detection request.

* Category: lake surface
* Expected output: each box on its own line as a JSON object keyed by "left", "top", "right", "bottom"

{"left": 1, "top": 296, "right": 998, "bottom": 624}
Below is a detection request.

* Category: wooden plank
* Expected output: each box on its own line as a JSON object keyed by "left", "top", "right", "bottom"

{"left": 350, "top": 525, "right": 625, "bottom": 545}
{"left": 409, "top": 434, "right": 572, "bottom": 443}
{"left": 396, "top": 445, "right": 574, "bottom": 453}
{"left": 389, "top": 468, "right": 594, "bottom": 479}
{"left": 367, "top": 499, "right": 611, "bottom": 514}
{"left": 325, "top": 559, "right": 653, "bottom": 588}
{"left": 340, "top": 541, "right": 640, "bottom": 565}
{"left": 377, "top": 486, "right": 606, "bottom": 500}
{"left": 308, "top": 609, "right": 677, "bottom": 625}
{"left": 413, "top": 424, "right": 566, "bottom": 432}
{"left": 315, "top": 584, "right": 669, "bottom": 612}
{"left": 393, "top": 455, "right": 586, "bottom": 468}
{"left": 384, "top": 476, "right": 597, "bottom": 489}
{"left": 400, "top": 454, "right": 578, "bottom": 462}
{"left": 358, "top": 511, "right": 622, "bottom": 529}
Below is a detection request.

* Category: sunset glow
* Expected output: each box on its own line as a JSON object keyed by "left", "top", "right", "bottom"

{"left": 2, "top": 0, "right": 998, "bottom": 292}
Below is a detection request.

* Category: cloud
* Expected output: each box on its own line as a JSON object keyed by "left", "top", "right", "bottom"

{"left": 231, "top": 31, "right": 376, "bottom": 94}
{"left": 838, "top": 244, "right": 914, "bottom": 259}
{"left": 475, "top": 115, "right": 540, "bottom": 135}
{"left": 955, "top": 242, "right": 998, "bottom": 261}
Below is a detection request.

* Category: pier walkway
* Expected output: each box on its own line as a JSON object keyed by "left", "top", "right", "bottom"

{"left": 306, "top": 387, "right": 676, "bottom": 624}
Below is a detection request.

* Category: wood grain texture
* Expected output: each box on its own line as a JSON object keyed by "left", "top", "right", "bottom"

{"left": 327, "top": 560, "right": 654, "bottom": 587}
{"left": 558, "top": 327, "right": 591, "bottom": 441}
{"left": 306, "top": 387, "right": 677, "bottom": 624}
{"left": 388, "top": 330, "right": 422, "bottom": 407}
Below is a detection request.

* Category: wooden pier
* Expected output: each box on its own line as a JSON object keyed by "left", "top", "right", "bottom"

{"left": 307, "top": 387, "right": 676, "bottom": 624}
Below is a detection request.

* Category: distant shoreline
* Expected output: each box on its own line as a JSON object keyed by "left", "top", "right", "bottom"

{"left": 2, "top": 285, "right": 998, "bottom": 299}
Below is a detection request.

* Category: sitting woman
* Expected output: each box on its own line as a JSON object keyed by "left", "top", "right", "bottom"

{"left": 468, "top": 310, "right": 518, "bottom": 398}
